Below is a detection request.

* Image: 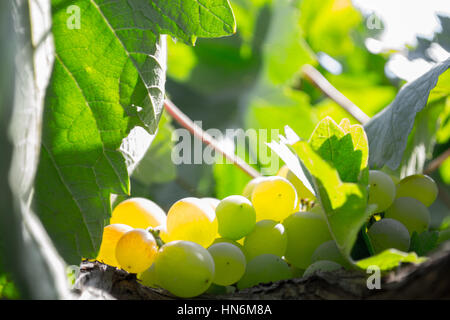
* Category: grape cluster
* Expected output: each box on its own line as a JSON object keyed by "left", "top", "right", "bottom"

{"left": 366, "top": 171, "right": 438, "bottom": 254}
{"left": 95, "top": 167, "right": 438, "bottom": 298}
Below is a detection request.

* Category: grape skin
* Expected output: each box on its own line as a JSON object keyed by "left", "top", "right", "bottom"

{"left": 96, "top": 224, "right": 133, "bottom": 267}
{"left": 138, "top": 263, "right": 159, "bottom": 289}
{"left": 155, "top": 241, "right": 215, "bottom": 298}
{"left": 385, "top": 197, "right": 430, "bottom": 235}
{"left": 242, "top": 176, "right": 268, "bottom": 199}
{"left": 211, "top": 238, "right": 247, "bottom": 257}
{"left": 110, "top": 197, "right": 166, "bottom": 229}
{"left": 208, "top": 243, "right": 246, "bottom": 286}
{"left": 237, "top": 254, "right": 291, "bottom": 290}
{"left": 303, "top": 260, "right": 342, "bottom": 278}
{"left": 165, "top": 197, "right": 218, "bottom": 248}
{"left": 367, "top": 218, "right": 410, "bottom": 254}
{"left": 251, "top": 176, "right": 298, "bottom": 222}
{"left": 283, "top": 210, "right": 332, "bottom": 269}
{"left": 243, "top": 219, "right": 287, "bottom": 261}
{"left": 311, "top": 240, "right": 348, "bottom": 268}
{"left": 115, "top": 229, "right": 158, "bottom": 274}
{"left": 216, "top": 195, "right": 256, "bottom": 240}
{"left": 368, "top": 170, "right": 396, "bottom": 213}
{"left": 395, "top": 174, "right": 438, "bottom": 207}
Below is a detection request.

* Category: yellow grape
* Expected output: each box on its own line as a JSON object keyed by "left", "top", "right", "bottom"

{"left": 242, "top": 176, "right": 268, "bottom": 199}
{"left": 115, "top": 229, "right": 158, "bottom": 274}
{"left": 110, "top": 197, "right": 166, "bottom": 229}
{"left": 277, "top": 165, "right": 315, "bottom": 201}
{"left": 96, "top": 224, "right": 133, "bottom": 267}
{"left": 251, "top": 176, "right": 298, "bottom": 222}
{"left": 165, "top": 197, "right": 218, "bottom": 248}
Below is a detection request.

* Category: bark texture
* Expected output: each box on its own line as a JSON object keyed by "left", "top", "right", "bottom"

{"left": 74, "top": 242, "right": 450, "bottom": 300}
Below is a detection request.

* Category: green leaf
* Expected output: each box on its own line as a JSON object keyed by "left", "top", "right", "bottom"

{"left": 409, "top": 231, "right": 439, "bottom": 256}
{"left": 132, "top": 111, "right": 176, "bottom": 185}
{"left": 299, "top": 0, "right": 362, "bottom": 59}
{"left": 0, "top": 274, "right": 20, "bottom": 300}
{"left": 290, "top": 141, "right": 371, "bottom": 258}
{"left": 0, "top": 0, "right": 69, "bottom": 299}
{"left": 33, "top": 0, "right": 236, "bottom": 264}
{"left": 134, "top": 0, "right": 236, "bottom": 45}
{"left": 259, "top": 0, "right": 315, "bottom": 85}
{"left": 356, "top": 249, "right": 427, "bottom": 272}
{"left": 364, "top": 59, "right": 450, "bottom": 170}
{"left": 308, "top": 117, "right": 367, "bottom": 183}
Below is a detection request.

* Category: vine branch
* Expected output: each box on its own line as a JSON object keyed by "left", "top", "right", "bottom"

{"left": 163, "top": 98, "right": 261, "bottom": 179}
{"left": 424, "top": 148, "right": 450, "bottom": 175}
{"left": 301, "top": 64, "right": 371, "bottom": 125}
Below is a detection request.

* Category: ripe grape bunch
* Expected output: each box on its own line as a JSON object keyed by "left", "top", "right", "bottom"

{"left": 95, "top": 167, "right": 439, "bottom": 298}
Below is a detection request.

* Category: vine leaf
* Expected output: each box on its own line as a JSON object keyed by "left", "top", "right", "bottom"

{"left": 356, "top": 249, "right": 426, "bottom": 272}
{"left": 291, "top": 141, "right": 371, "bottom": 258}
{"left": 33, "top": 0, "right": 236, "bottom": 264}
{"left": 308, "top": 117, "right": 367, "bottom": 183}
{"left": 0, "top": 0, "right": 69, "bottom": 299}
{"left": 364, "top": 58, "right": 450, "bottom": 170}
{"left": 269, "top": 119, "right": 372, "bottom": 259}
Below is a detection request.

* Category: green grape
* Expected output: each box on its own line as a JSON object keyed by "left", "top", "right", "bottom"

{"left": 208, "top": 243, "right": 246, "bottom": 286}
{"left": 367, "top": 218, "right": 410, "bottom": 253}
{"left": 165, "top": 197, "right": 218, "bottom": 248}
{"left": 243, "top": 219, "right": 287, "bottom": 261}
{"left": 115, "top": 229, "right": 158, "bottom": 274}
{"left": 251, "top": 176, "right": 298, "bottom": 222}
{"left": 205, "top": 283, "right": 228, "bottom": 295}
{"left": 311, "top": 240, "right": 348, "bottom": 268}
{"left": 137, "top": 263, "right": 159, "bottom": 288}
{"left": 303, "top": 260, "right": 342, "bottom": 278}
{"left": 368, "top": 170, "right": 396, "bottom": 213}
{"left": 216, "top": 195, "right": 256, "bottom": 240}
{"left": 282, "top": 211, "right": 332, "bottom": 269}
{"left": 395, "top": 174, "right": 438, "bottom": 206}
{"left": 385, "top": 197, "right": 430, "bottom": 235}
{"left": 154, "top": 240, "right": 215, "bottom": 298}
{"left": 242, "top": 176, "right": 268, "bottom": 199}
{"left": 237, "top": 254, "right": 291, "bottom": 290}
{"left": 210, "top": 238, "right": 247, "bottom": 257}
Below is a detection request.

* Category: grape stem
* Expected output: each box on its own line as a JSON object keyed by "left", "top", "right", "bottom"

{"left": 164, "top": 98, "right": 261, "bottom": 178}
{"left": 301, "top": 65, "right": 371, "bottom": 125}
{"left": 146, "top": 227, "right": 165, "bottom": 249}
{"left": 423, "top": 148, "right": 450, "bottom": 175}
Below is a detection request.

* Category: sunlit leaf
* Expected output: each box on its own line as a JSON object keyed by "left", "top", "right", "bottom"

{"left": 356, "top": 249, "right": 427, "bottom": 272}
